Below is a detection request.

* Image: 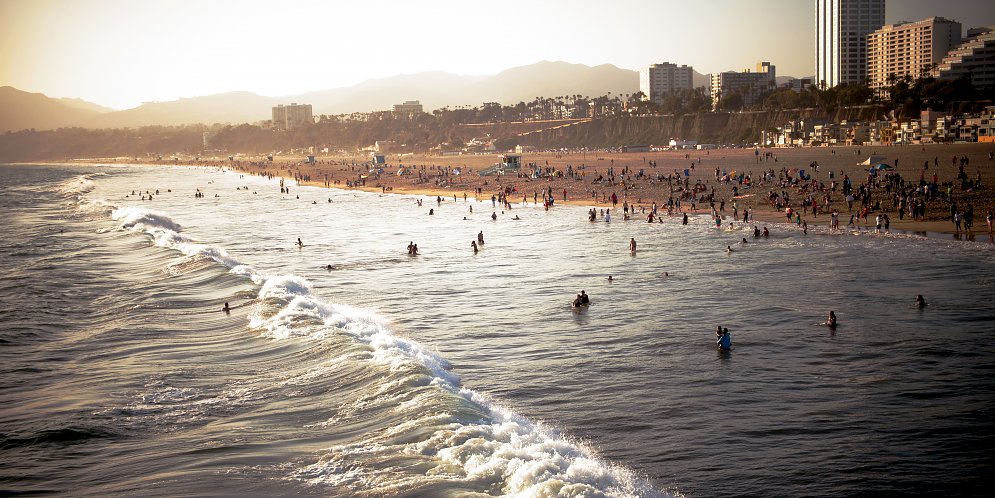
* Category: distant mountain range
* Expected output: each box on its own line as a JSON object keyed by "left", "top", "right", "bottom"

{"left": 1, "top": 61, "right": 798, "bottom": 132}
{"left": 0, "top": 86, "right": 113, "bottom": 132}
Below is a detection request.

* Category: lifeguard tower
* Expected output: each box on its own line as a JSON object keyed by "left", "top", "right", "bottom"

{"left": 479, "top": 154, "right": 522, "bottom": 176}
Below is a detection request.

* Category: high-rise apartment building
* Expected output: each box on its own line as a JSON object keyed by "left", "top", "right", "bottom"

{"left": 867, "top": 17, "right": 962, "bottom": 92}
{"left": 816, "top": 0, "right": 885, "bottom": 88}
{"left": 639, "top": 63, "right": 694, "bottom": 103}
{"left": 272, "top": 103, "right": 313, "bottom": 130}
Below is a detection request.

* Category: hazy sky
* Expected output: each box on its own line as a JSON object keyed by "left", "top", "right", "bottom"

{"left": 2, "top": 0, "right": 993, "bottom": 109}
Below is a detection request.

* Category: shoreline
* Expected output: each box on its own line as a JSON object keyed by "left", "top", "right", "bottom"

{"left": 13, "top": 141, "right": 995, "bottom": 239}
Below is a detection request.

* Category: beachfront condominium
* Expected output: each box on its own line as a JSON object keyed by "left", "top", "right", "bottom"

{"left": 933, "top": 26, "right": 995, "bottom": 90}
{"left": 710, "top": 62, "right": 777, "bottom": 110}
{"left": 816, "top": 0, "right": 885, "bottom": 88}
{"left": 867, "top": 17, "right": 962, "bottom": 93}
{"left": 272, "top": 103, "right": 313, "bottom": 130}
{"left": 639, "top": 63, "right": 694, "bottom": 104}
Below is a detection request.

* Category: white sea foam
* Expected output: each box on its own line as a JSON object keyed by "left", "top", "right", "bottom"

{"left": 297, "top": 402, "right": 670, "bottom": 497}
{"left": 104, "top": 195, "right": 668, "bottom": 497}
{"left": 111, "top": 206, "right": 256, "bottom": 279}
{"left": 57, "top": 173, "right": 103, "bottom": 199}
{"left": 58, "top": 173, "right": 117, "bottom": 218}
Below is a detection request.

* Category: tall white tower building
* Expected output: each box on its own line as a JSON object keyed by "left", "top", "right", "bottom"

{"left": 816, "top": 0, "right": 885, "bottom": 88}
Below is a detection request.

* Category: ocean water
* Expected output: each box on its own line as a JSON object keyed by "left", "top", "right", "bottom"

{"left": 1, "top": 163, "right": 994, "bottom": 497}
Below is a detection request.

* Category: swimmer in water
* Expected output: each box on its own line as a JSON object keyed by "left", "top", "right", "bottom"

{"left": 916, "top": 294, "right": 927, "bottom": 308}
{"left": 827, "top": 310, "right": 837, "bottom": 327}
{"left": 580, "top": 290, "right": 590, "bottom": 305}
{"left": 726, "top": 245, "right": 733, "bottom": 253}
{"left": 717, "top": 327, "right": 732, "bottom": 350}
{"left": 742, "top": 237, "right": 748, "bottom": 244}
{"left": 471, "top": 240, "right": 478, "bottom": 253}
{"left": 296, "top": 238, "right": 304, "bottom": 248}
{"left": 222, "top": 302, "right": 230, "bottom": 314}
{"left": 325, "top": 264, "right": 333, "bottom": 271}
{"left": 607, "top": 275, "right": 613, "bottom": 282}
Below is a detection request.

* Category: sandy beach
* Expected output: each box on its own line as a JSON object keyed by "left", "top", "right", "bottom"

{"left": 222, "top": 142, "right": 995, "bottom": 237}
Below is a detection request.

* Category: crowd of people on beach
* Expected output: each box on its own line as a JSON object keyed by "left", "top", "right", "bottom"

{"left": 194, "top": 147, "right": 991, "bottom": 350}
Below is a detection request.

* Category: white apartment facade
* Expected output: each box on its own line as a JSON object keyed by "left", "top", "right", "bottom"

{"left": 816, "top": 0, "right": 885, "bottom": 88}
{"left": 639, "top": 63, "right": 694, "bottom": 103}
{"left": 867, "top": 17, "right": 962, "bottom": 92}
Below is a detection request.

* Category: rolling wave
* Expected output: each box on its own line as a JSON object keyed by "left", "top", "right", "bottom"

{"left": 103, "top": 199, "right": 668, "bottom": 496}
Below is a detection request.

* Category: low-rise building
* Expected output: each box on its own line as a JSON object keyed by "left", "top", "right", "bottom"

{"left": 897, "top": 120, "right": 922, "bottom": 144}
{"left": 782, "top": 78, "right": 814, "bottom": 93}
{"left": 392, "top": 100, "right": 424, "bottom": 116}
{"left": 710, "top": 62, "right": 776, "bottom": 109}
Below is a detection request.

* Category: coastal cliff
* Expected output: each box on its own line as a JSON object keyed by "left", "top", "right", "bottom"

{"left": 0, "top": 108, "right": 891, "bottom": 162}
{"left": 510, "top": 108, "right": 887, "bottom": 148}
